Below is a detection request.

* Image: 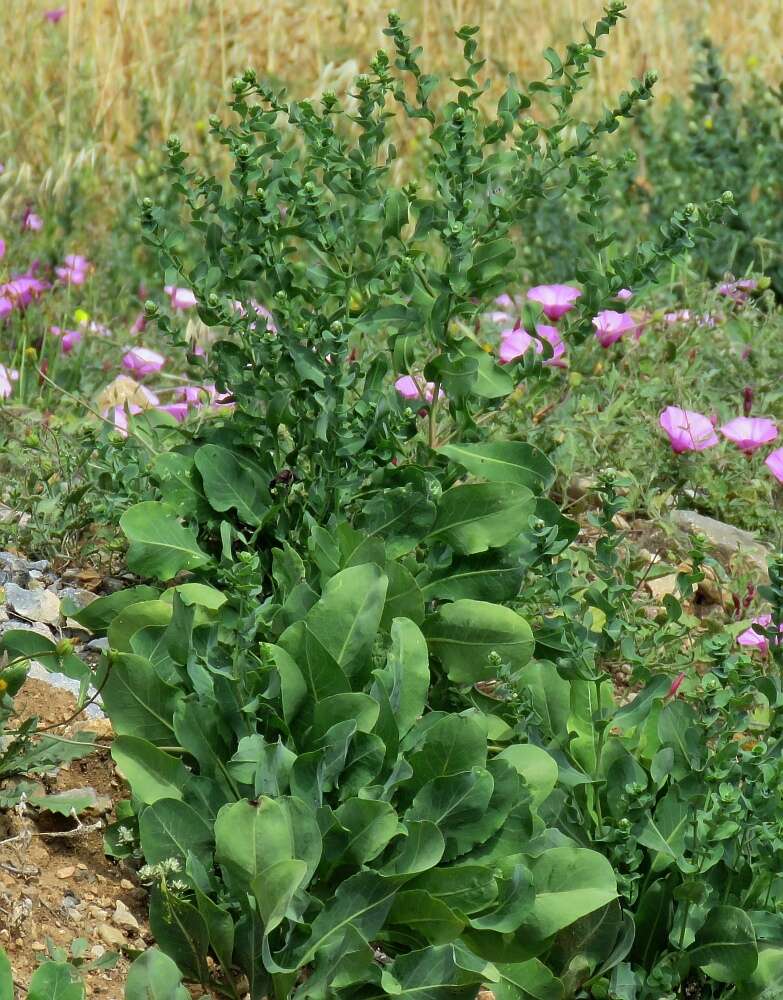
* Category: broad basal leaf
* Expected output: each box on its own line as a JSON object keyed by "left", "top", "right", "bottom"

{"left": 194, "top": 444, "right": 269, "bottom": 527}
{"left": 423, "top": 600, "right": 534, "bottom": 684}
{"left": 120, "top": 502, "right": 209, "bottom": 580}
{"left": 440, "top": 441, "right": 555, "bottom": 492}
{"left": 428, "top": 483, "right": 534, "bottom": 555}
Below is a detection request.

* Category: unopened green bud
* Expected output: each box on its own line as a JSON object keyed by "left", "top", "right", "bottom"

{"left": 141, "top": 197, "right": 153, "bottom": 210}
{"left": 231, "top": 77, "right": 246, "bottom": 94}
{"left": 166, "top": 134, "right": 181, "bottom": 150}
{"left": 208, "top": 114, "right": 221, "bottom": 128}
{"left": 242, "top": 67, "right": 257, "bottom": 84}
{"left": 55, "top": 638, "right": 74, "bottom": 656}
{"left": 720, "top": 190, "right": 734, "bottom": 205}
{"left": 144, "top": 299, "right": 159, "bottom": 317}
{"left": 453, "top": 106, "right": 466, "bottom": 123}
{"left": 683, "top": 202, "right": 696, "bottom": 217}
{"left": 208, "top": 293, "right": 219, "bottom": 307}
{"left": 387, "top": 10, "right": 401, "bottom": 26}
{"left": 644, "top": 69, "right": 659, "bottom": 87}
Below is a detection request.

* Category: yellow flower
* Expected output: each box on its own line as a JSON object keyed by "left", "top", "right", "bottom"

{"left": 0, "top": 678, "right": 8, "bottom": 693}
{"left": 703, "top": 116, "right": 714, "bottom": 131}
{"left": 74, "top": 308, "right": 90, "bottom": 324}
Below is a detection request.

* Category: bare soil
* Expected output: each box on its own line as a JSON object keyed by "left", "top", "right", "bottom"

{"left": 1, "top": 679, "right": 149, "bottom": 997}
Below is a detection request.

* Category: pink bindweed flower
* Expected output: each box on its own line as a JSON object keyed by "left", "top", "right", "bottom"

{"left": 616, "top": 288, "right": 634, "bottom": 302}
{"left": 174, "top": 383, "right": 233, "bottom": 410}
{"left": 0, "top": 298, "right": 11, "bottom": 320}
{"left": 664, "top": 309, "right": 718, "bottom": 328}
{"left": 49, "top": 326, "right": 82, "bottom": 353}
{"left": 122, "top": 346, "right": 166, "bottom": 375}
{"left": 176, "top": 385, "right": 210, "bottom": 405}
{"left": 737, "top": 614, "right": 783, "bottom": 652}
{"left": 394, "top": 375, "right": 444, "bottom": 403}
{"left": 718, "top": 278, "right": 757, "bottom": 302}
{"left": 1, "top": 274, "right": 48, "bottom": 308}
{"left": 667, "top": 672, "right": 686, "bottom": 699}
{"left": 157, "top": 402, "right": 189, "bottom": 422}
{"left": 0, "top": 364, "right": 16, "bottom": 398}
{"left": 56, "top": 254, "right": 91, "bottom": 285}
{"left": 659, "top": 406, "right": 719, "bottom": 453}
{"left": 22, "top": 210, "right": 43, "bottom": 232}
{"left": 165, "top": 285, "right": 197, "bottom": 310}
{"left": 44, "top": 7, "right": 66, "bottom": 22}
{"left": 719, "top": 416, "right": 778, "bottom": 453}
{"left": 765, "top": 448, "right": 783, "bottom": 483}
{"left": 499, "top": 325, "right": 566, "bottom": 367}
{"left": 130, "top": 311, "right": 147, "bottom": 335}
{"left": 499, "top": 328, "right": 538, "bottom": 364}
{"left": 110, "top": 403, "right": 142, "bottom": 437}
{"left": 526, "top": 284, "right": 582, "bottom": 321}
{"left": 592, "top": 309, "right": 637, "bottom": 347}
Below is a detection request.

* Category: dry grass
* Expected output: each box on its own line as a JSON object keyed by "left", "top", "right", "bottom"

{"left": 1, "top": 0, "right": 781, "bottom": 185}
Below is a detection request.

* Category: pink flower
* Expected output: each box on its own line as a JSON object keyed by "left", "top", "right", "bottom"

{"left": 49, "top": 326, "right": 82, "bottom": 353}
{"left": 667, "top": 672, "right": 686, "bottom": 698}
{"left": 527, "top": 284, "right": 582, "bottom": 321}
{"left": 0, "top": 365, "right": 14, "bottom": 398}
{"left": 44, "top": 7, "right": 66, "bottom": 22}
{"left": 499, "top": 328, "right": 538, "bottom": 364}
{"left": 176, "top": 385, "right": 210, "bottom": 405}
{"left": 1, "top": 274, "right": 48, "bottom": 308}
{"left": 122, "top": 347, "right": 166, "bottom": 375}
{"left": 616, "top": 288, "right": 634, "bottom": 302}
{"left": 664, "top": 309, "right": 717, "bottom": 328}
{"left": 737, "top": 615, "right": 783, "bottom": 652}
{"left": 165, "top": 285, "right": 197, "bottom": 310}
{"left": 130, "top": 312, "right": 147, "bottom": 335}
{"left": 592, "top": 309, "right": 637, "bottom": 347}
{"left": 56, "top": 254, "right": 91, "bottom": 285}
{"left": 765, "top": 448, "right": 783, "bottom": 483}
{"left": 659, "top": 406, "right": 719, "bottom": 453}
{"left": 499, "top": 325, "right": 565, "bottom": 367}
{"left": 0, "top": 298, "right": 11, "bottom": 320}
{"left": 157, "top": 402, "right": 189, "bottom": 422}
{"left": 0, "top": 239, "right": 5, "bottom": 260}
{"left": 22, "top": 210, "right": 43, "bottom": 232}
{"left": 110, "top": 404, "right": 142, "bottom": 437}
{"left": 394, "top": 375, "right": 444, "bottom": 403}
{"left": 537, "top": 324, "right": 566, "bottom": 367}
{"left": 718, "top": 278, "right": 757, "bottom": 302}
{"left": 719, "top": 417, "right": 778, "bottom": 453}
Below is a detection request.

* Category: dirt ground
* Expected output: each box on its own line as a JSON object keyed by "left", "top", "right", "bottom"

{"left": 1, "top": 679, "right": 149, "bottom": 997}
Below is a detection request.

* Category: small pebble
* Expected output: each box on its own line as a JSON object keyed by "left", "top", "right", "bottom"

{"left": 57, "top": 866, "right": 76, "bottom": 880}
{"left": 96, "top": 922, "right": 126, "bottom": 949}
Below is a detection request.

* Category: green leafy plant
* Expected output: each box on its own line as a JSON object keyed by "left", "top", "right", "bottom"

{"left": 64, "top": 7, "right": 767, "bottom": 1000}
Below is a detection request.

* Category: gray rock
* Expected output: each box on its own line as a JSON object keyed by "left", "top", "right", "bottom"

{"left": 58, "top": 587, "right": 98, "bottom": 612}
{"left": 0, "top": 619, "right": 54, "bottom": 642}
{"left": 4, "top": 583, "right": 61, "bottom": 624}
{"left": 670, "top": 509, "right": 771, "bottom": 578}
